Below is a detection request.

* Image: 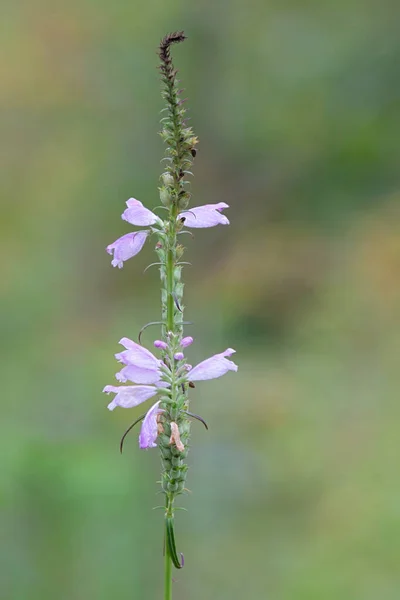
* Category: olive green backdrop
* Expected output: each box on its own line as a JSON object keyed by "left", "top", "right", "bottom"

{"left": 1, "top": 1, "right": 400, "bottom": 598}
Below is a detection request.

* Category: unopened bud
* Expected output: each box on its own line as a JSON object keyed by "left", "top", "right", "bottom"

{"left": 159, "top": 187, "right": 171, "bottom": 206}
{"left": 161, "top": 172, "right": 174, "bottom": 186}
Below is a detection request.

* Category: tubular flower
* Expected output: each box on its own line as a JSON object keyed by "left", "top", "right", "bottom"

{"left": 179, "top": 203, "right": 230, "bottom": 228}
{"left": 106, "top": 200, "right": 230, "bottom": 267}
{"left": 104, "top": 384, "right": 159, "bottom": 410}
{"left": 106, "top": 231, "right": 149, "bottom": 268}
{"left": 186, "top": 348, "right": 238, "bottom": 381}
{"left": 139, "top": 401, "right": 165, "bottom": 449}
{"left": 122, "top": 199, "right": 162, "bottom": 227}
{"left": 115, "top": 337, "right": 162, "bottom": 384}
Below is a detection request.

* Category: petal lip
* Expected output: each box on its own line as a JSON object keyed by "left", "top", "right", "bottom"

{"left": 122, "top": 198, "right": 159, "bottom": 226}
{"left": 116, "top": 338, "right": 161, "bottom": 370}
{"left": 115, "top": 365, "right": 161, "bottom": 384}
{"left": 103, "top": 384, "right": 158, "bottom": 409}
{"left": 178, "top": 203, "right": 230, "bottom": 228}
{"left": 106, "top": 230, "right": 149, "bottom": 268}
{"left": 187, "top": 348, "right": 238, "bottom": 381}
{"left": 139, "top": 400, "right": 164, "bottom": 449}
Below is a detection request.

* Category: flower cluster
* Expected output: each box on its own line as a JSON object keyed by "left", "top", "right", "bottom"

{"left": 106, "top": 199, "right": 230, "bottom": 268}
{"left": 104, "top": 336, "right": 237, "bottom": 448}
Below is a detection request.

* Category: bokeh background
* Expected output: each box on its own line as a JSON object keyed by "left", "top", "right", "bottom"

{"left": 2, "top": 1, "right": 400, "bottom": 598}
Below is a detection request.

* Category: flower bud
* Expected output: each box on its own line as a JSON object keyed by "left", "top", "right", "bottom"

{"left": 181, "top": 336, "right": 193, "bottom": 348}
{"left": 161, "top": 172, "right": 174, "bottom": 186}
{"left": 167, "top": 481, "right": 180, "bottom": 492}
{"left": 159, "top": 186, "right": 171, "bottom": 206}
{"left": 174, "top": 352, "right": 184, "bottom": 361}
{"left": 154, "top": 340, "right": 168, "bottom": 350}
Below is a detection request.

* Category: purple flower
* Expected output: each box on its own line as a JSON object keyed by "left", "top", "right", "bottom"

{"left": 116, "top": 365, "right": 161, "bottom": 384}
{"left": 115, "top": 337, "right": 162, "bottom": 384}
{"left": 104, "top": 339, "right": 238, "bottom": 448}
{"left": 104, "top": 384, "right": 159, "bottom": 410}
{"left": 106, "top": 231, "right": 149, "bottom": 268}
{"left": 107, "top": 200, "right": 230, "bottom": 267}
{"left": 186, "top": 348, "right": 238, "bottom": 381}
{"left": 116, "top": 337, "right": 162, "bottom": 369}
{"left": 139, "top": 401, "right": 165, "bottom": 449}
{"left": 179, "top": 203, "right": 229, "bottom": 228}
{"left": 122, "top": 199, "right": 161, "bottom": 226}
{"left": 115, "top": 338, "right": 237, "bottom": 384}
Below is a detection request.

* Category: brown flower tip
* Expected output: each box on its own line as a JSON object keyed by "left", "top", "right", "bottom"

{"left": 157, "top": 413, "right": 164, "bottom": 435}
{"left": 159, "top": 31, "right": 187, "bottom": 81}
{"left": 169, "top": 421, "right": 185, "bottom": 452}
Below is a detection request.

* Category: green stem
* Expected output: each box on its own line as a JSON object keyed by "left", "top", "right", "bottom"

{"left": 166, "top": 204, "right": 178, "bottom": 335}
{"left": 164, "top": 517, "right": 172, "bottom": 600}
{"left": 166, "top": 247, "right": 175, "bottom": 333}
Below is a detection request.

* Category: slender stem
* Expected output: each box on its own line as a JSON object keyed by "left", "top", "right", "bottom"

{"left": 164, "top": 518, "right": 172, "bottom": 600}
{"left": 166, "top": 247, "right": 175, "bottom": 333}
{"left": 166, "top": 203, "right": 178, "bottom": 335}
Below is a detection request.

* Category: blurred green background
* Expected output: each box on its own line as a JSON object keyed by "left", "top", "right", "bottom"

{"left": 2, "top": 1, "right": 400, "bottom": 598}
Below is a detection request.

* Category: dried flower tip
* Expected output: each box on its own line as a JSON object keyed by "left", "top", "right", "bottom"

{"left": 156, "top": 413, "right": 164, "bottom": 434}
{"left": 169, "top": 422, "right": 185, "bottom": 452}
{"left": 159, "top": 31, "right": 187, "bottom": 82}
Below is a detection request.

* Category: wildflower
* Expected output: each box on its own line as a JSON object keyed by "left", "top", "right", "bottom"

{"left": 104, "top": 384, "right": 159, "bottom": 410}
{"left": 111, "top": 337, "right": 237, "bottom": 387}
{"left": 179, "top": 203, "right": 230, "bottom": 228}
{"left": 107, "top": 201, "right": 230, "bottom": 267}
{"left": 186, "top": 348, "right": 238, "bottom": 381}
{"left": 106, "top": 231, "right": 149, "bottom": 269}
{"left": 122, "top": 199, "right": 162, "bottom": 227}
{"left": 104, "top": 339, "right": 238, "bottom": 448}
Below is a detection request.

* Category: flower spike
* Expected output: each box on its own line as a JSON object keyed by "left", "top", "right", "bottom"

{"left": 102, "top": 32, "right": 237, "bottom": 587}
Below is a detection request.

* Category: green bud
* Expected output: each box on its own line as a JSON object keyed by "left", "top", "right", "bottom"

{"left": 179, "top": 421, "right": 191, "bottom": 436}
{"left": 177, "top": 192, "right": 191, "bottom": 210}
{"left": 162, "top": 458, "right": 172, "bottom": 471}
{"left": 167, "top": 481, "right": 180, "bottom": 493}
{"left": 159, "top": 433, "right": 170, "bottom": 447}
{"left": 162, "top": 172, "right": 174, "bottom": 186}
{"left": 159, "top": 186, "right": 171, "bottom": 206}
{"left": 176, "top": 481, "right": 185, "bottom": 493}
{"left": 160, "top": 445, "right": 171, "bottom": 459}
{"left": 174, "top": 267, "right": 182, "bottom": 282}
{"left": 171, "top": 456, "right": 182, "bottom": 467}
